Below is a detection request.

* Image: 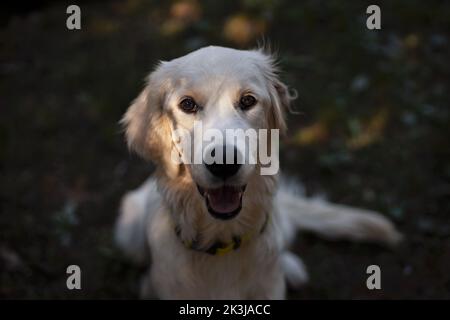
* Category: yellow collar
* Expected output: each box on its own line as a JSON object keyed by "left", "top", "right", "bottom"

{"left": 174, "top": 214, "right": 269, "bottom": 256}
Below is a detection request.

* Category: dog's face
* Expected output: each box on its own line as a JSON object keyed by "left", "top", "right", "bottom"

{"left": 123, "top": 46, "right": 293, "bottom": 220}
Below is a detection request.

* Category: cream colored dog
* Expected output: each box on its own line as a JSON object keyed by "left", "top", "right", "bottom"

{"left": 115, "top": 46, "right": 401, "bottom": 299}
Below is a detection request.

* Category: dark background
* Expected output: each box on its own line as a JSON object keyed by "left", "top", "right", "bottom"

{"left": 1, "top": 0, "right": 449, "bottom": 299}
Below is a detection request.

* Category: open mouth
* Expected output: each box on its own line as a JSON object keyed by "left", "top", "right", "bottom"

{"left": 197, "top": 184, "right": 246, "bottom": 220}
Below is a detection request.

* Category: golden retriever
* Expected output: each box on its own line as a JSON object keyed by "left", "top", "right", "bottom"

{"left": 115, "top": 46, "right": 401, "bottom": 299}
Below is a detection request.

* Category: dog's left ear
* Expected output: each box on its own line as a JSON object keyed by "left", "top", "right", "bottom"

{"left": 261, "top": 53, "right": 296, "bottom": 136}
{"left": 268, "top": 77, "right": 293, "bottom": 135}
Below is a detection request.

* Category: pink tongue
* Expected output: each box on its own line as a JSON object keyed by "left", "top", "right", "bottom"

{"left": 207, "top": 186, "right": 241, "bottom": 214}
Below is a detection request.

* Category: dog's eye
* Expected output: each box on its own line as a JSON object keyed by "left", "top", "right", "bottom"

{"left": 239, "top": 95, "right": 257, "bottom": 110}
{"left": 179, "top": 97, "right": 198, "bottom": 113}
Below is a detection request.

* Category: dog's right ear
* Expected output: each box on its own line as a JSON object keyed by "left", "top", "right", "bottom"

{"left": 121, "top": 67, "right": 173, "bottom": 163}
{"left": 121, "top": 86, "right": 151, "bottom": 158}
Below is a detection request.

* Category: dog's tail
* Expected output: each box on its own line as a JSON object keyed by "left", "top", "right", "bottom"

{"left": 115, "top": 177, "right": 158, "bottom": 265}
{"left": 277, "top": 183, "right": 402, "bottom": 247}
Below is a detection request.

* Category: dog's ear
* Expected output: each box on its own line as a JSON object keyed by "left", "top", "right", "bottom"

{"left": 261, "top": 53, "right": 296, "bottom": 136}
{"left": 121, "top": 66, "right": 173, "bottom": 163}
{"left": 268, "top": 77, "right": 294, "bottom": 135}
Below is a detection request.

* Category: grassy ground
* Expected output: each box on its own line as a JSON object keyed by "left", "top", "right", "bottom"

{"left": 1, "top": 0, "right": 449, "bottom": 299}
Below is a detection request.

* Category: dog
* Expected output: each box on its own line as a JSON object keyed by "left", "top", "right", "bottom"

{"left": 115, "top": 46, "right": 402, "bottom": 299}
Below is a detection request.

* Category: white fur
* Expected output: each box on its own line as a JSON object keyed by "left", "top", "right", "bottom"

{"left": 115, "top": 46, "right": 402, "bottom": 299}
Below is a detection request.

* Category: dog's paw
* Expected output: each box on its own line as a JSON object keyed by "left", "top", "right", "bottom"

{"left": 281, "top": 252, "right": 309, "bottom": 289}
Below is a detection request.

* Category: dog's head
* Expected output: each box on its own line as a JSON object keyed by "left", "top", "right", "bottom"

{"left": 122, "top": 46, "right": 294, "bottom": 221}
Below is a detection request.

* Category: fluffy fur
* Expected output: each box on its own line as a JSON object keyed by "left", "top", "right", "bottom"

{"left": 115, "top": 46, "right": 402, "bottom": 299}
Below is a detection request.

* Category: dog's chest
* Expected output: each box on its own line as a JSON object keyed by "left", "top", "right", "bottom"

{"left": 147, "top": 207, "right": 285, "bottom": 299}
{"left": 149, "top": 234, "right": 283, "bottom": 299}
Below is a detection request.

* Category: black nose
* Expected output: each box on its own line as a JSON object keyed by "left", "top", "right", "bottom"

{"left": 205, "top": 146, "right": 241, "bottom": 179}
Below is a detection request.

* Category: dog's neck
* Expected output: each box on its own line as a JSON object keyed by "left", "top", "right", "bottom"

{"left": 155, "top": 169, "right": 278, "bottom": 251}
